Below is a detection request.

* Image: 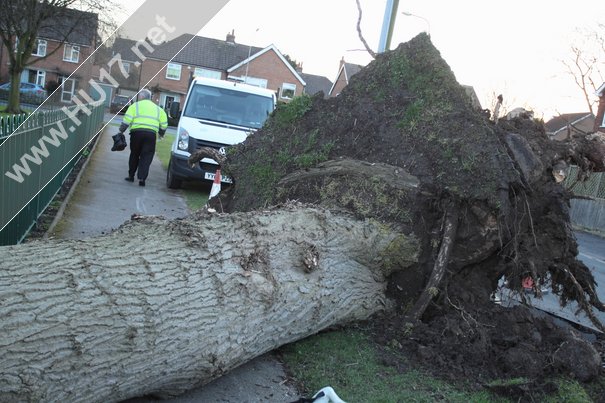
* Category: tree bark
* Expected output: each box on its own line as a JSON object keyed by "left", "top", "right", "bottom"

{"left": 406, "top": 203, "right": 459, "bottom": 323}
{"left": 0, "top": 206, "right": 418, "bottom": 402}
{"left": 7, "top": 70, "right": 23, "bottom": 114}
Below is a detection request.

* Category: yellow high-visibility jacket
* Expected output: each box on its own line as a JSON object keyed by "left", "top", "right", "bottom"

{"left": 122, "top": 100, "right": 168, "bottom": 134}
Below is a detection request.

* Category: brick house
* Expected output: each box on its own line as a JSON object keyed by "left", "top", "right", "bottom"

{"left": 134, "top": 31, "right": 307, "bottom": 110}
{"left": 545, "top": 113, "right": 595, "bottom": 141}
{"left": 328, "top": 58, "right": 363, "bottom": 97}
{"left": 595, "top": 83, "right": 605, "bottom": 134}
{"left": 0, "top": 9, "right": 98, "bottom": 103}
{"left": 88, "top": 37, "right": 144, "bottom": 107}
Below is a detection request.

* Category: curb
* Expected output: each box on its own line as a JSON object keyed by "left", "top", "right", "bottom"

{"left": 44, "top": 126, "right": 106, "bottom": 238}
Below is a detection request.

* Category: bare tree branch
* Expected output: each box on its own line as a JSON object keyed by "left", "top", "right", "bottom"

{"left": 562, "top": 26, "right": 605, "bottom": 115}
{"left": 355, "top": 0, "right": 376, "bottom": 59}
{"left": 0, "top": 0, "right": 119, "bottom": 112}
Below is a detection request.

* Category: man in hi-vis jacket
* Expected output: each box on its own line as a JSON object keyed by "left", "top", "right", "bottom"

{"left": 118, "top": 89, "right": 168, "bottom": 187}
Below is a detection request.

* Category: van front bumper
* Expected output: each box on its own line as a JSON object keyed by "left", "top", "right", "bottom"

{"left": 170, "top": 152, "right": 231, "bottom": 183}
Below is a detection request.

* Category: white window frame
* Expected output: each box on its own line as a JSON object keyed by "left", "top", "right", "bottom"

{"left": 244, "top": 76, "right": 268, "bottom": 88}
{"left": 160, "top": 93, "right": 180, "bottom": 110}
{"left": 193, "top": 67, "right": 221, "bottom": 80}
{"left": 280, "top": 83, "right": 296, "bottom": 100}
{"left": 166, "top": 62, "right": 182, "bottom": 80}
{"left": 63, "top": 44, "right": 80, "bottom": 63}
{"left": 59, "top": 77, "right": 76, "bottom": 102}
{"left": 32, "top": 39, "right": 47, "bottom": 57}
{"left": 123, "top": 61, "right": 131, "bottom": 74}
{"left": 36, "top": 70, "right": 46, "bottom": 87}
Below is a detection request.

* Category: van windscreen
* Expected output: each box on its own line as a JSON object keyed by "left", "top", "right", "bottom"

{"left": 183, "top": 84, "right": 274, "bottom": 129}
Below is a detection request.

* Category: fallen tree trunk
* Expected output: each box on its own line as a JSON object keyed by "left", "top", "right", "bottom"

{"left": 0, "top": 205, "right": 417, "bottom": 402}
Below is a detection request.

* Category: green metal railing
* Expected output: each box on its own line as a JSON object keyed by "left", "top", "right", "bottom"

{"left": 0, "top": 105, "right": 104, "bottom": 245}
{"left": 0, "top": 113, "right": 29, "bottom": 145}
{"left": 564, "top": 166, "right": 605, "bottom": 200}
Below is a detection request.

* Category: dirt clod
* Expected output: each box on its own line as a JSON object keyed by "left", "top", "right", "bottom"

{"left": 217, "top": 33, "right": 605, "bottom": 395}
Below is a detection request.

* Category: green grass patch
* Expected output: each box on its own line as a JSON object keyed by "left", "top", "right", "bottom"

{"left": 0, "top": 106, "right": 34, "bottom": 116}
{"left": 543, "top": 378, "right": 594, "bottom": 403}
{"left": 281, "top": 328, "right": 500, "bottom": 403}
{"left": 155, "top": 133, "right": 208, "bottom": 211}
{"left": 269, "top": 94, "right": 313, "bottom": 130}
{"left": 155, "top": 134, "right": 173, "bottom": 170}
{"left": 281, "top": 327, "right": 602, "bottom": 402}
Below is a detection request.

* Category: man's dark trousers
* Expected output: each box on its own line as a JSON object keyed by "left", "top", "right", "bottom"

{"left": 128, "top": 130, "right": 156, "bottom": 181}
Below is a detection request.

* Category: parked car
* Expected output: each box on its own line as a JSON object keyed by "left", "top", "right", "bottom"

{"left": 0, "top": 82, "right": 47, "bottom": 104}
{"left": 110, "top": 95, "right": 131, "bottom": 114}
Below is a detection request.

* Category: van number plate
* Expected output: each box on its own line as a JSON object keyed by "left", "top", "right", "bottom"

{"left": 205, "top": 172, "right": 233, "bottom": 183}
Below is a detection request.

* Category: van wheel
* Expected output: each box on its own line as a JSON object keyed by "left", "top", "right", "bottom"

{"left": 167, "top": 160, "right": 183, "bottom": 189}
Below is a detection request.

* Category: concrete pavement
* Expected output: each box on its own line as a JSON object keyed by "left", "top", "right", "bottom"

{"left": 50, "top": 112, "right": 301, "bottom": 402}
{"left": 50, "top": 114, "right": 188, "bottom": 238}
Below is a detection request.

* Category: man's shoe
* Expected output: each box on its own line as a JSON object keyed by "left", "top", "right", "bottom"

{"left": 139, "top": 181, "right": 145, "bottom": 187}
{"left": 125, "top": 177, "right": 134, "bottom": 182}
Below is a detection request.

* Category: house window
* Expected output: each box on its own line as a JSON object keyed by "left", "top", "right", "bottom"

{"left": 123, "top": 62, "right": 131, "bottom": 73}
{"left": 36, "top": 70, "right": 46, "bottom": 87}
{"left": 63, "top": 44, "right": 80, "bottom": 63}
{"left": 160, "top": 93, "right": 180, "bottom": 110}
{"left": 280, "top": 83, "right": 296, "bottom": 100}
{"left": 244, "top": 76, "right": 268, "bottom": 88}
{"left": 22, "top": 69, "right": 46, "bottom": 87}
{"left": 32, "top": 39, "right": 47, "bottom": 56}
{"left": 58, "top": 76, "right": 77, "bottom": 102}
{"left": 166, "top": 63, "right": 181, "bottom": 80}
{"left": 193, "top": 67, "right": 221, "bottom": 80}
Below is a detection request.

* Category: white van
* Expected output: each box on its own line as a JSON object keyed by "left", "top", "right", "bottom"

{"left": 167, "top": 77, "right": 276, "bottom": 189}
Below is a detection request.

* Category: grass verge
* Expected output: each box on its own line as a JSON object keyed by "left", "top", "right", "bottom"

{"left": 280, "top": 326, "right": 601, "bottom": 402}
{"left": 280, "top": 327, "right": 500, "bottom": 403}
{"left": 155, "top": 133, "right": 208, "bottom": 211}
{"left": 0, "top": 105, "right": 35, "bottom": 115}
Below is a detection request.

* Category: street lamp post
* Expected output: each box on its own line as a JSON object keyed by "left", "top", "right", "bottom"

{"left": 377, "top": 0, "right": 400, "bottom": 53}
{"left": 401, "top": 11, "right": 430, "bottom": 36}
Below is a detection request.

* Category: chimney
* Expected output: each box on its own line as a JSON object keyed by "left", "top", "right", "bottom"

{"left": 226, "top": 29, "right": 235, "bottom": 44}
{"left": 339, "top": 56, "right": 345, "bottom": 68}
{"left": 295, "top": 62, "right": 303, "bottom": 73}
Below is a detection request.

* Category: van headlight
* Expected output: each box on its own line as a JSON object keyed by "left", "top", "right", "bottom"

{"left": 177, "top": 128, "right": 189, "bottom": 151}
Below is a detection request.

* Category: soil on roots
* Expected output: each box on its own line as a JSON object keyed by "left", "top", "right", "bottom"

{"left": 216, "top": 33, "right": 605, "bottom": 398}
{"left": 369, "top": 301, "right": 605, "bottom": 399}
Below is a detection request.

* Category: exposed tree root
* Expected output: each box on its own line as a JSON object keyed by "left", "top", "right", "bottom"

{"left": 188, "top": 147, "right": 227, "bottom": 169}
{"left": 406, "top": 200, "right": 459, "bottom": 324}
{"left": 557, "top": 265, "right": 605, "bottom": 333}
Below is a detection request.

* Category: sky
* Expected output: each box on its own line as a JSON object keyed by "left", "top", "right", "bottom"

{"left": 115, "top": 0, "right": 605, "bottom": 120}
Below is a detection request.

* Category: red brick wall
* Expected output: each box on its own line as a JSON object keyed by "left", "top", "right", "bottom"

{"left": 0, "top": 39, "right": 94, "bottom": 93}
{"left": 329, "top": 69, "right": 347, "bottom": 97}
{"left": 139, "top": 58, "right": 190, "bottom": 100}
{"left": 230, "top": 49, "right": 303, "bottom": 101}
{"left": 139, "top": 49, "right": 304, "bottom": 103}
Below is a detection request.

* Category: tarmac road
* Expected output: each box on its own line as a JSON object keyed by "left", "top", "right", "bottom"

{"left": 576, "top": 231, "right": 605, "bottom": 288}
{"left": 51, "top": 112, "right": 302, "bottom": 403}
